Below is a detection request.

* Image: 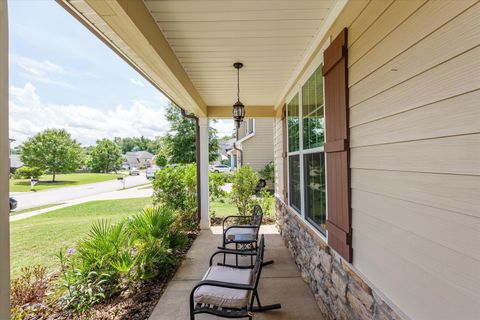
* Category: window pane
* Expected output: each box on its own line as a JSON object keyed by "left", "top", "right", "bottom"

{"left": 302, "top": 65, "right": 324, "bottom": 150}
{"left": 304, "top": 152, "right": 326, "bottom": 234}
{"left": 288, "top": 154, "right": 301, "bottom": 212}
{"left": 287, "top": 94, "right": 300, "bottom": 152}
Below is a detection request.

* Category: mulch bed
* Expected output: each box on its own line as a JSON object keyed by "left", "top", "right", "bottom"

{"left": 47, "top": 231, "right": 198, "bottom": 320}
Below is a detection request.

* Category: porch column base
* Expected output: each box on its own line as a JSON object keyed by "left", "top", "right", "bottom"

{"left": 198, "top": 117, "right": 210, "bottom": 230}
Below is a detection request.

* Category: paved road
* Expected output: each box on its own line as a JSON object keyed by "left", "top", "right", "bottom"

{"left": 10, "top": 174, "right": 149, "bottom": 211}
{"left": 10, "top": 184, "right": 154, "bottom": 222}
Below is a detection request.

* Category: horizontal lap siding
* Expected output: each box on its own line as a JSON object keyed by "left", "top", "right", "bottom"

{"left": 348, "top": 1, "right": 480, "bottom": 320}
{"left": 242, "top": 118, "right": 274, "bottom": 172}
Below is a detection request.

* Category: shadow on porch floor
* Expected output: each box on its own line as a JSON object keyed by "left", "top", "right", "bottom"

{"left": 149, "top": 225, "right": 323, "bottom": 319}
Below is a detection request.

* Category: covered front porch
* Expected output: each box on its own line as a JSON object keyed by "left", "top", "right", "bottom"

{"left": 149, "top": 225, "right": 322, "bottom": 320}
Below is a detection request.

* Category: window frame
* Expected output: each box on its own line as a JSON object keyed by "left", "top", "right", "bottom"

{"left": 286, "top": 56, "right": 328, "bottom": 241}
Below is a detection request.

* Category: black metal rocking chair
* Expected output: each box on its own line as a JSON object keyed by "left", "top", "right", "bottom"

{"left": 220, "top": 204, "right": 271, "bottom": 267}
{"left": 190, "top": 235, "right": 281, "bottom": 319}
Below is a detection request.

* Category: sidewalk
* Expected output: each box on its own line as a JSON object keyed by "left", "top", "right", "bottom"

{"left": 10, "top": 184, "right": 153, "bottom": 222}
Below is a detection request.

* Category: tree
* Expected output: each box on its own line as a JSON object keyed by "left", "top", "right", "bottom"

{"left": 21, "top": 129, "right": 83, "bottom": 182}
{"left": 164, "top": 103, "right": 219, "bottom": 164}
{"left": 89, "top": 139, "right": 123, "bottom": 173}
{"left": 113, "top": 136, "right": 163, "bottom": 154}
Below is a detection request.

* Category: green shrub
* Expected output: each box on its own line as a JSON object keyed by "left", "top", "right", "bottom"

{"left": 209, "top": 172, "right": 226, "bottom": 200}
{"left": 255, "top": 188, "right": 274, "bottom": 216}
{"left": 57, "top": 206, "right": 188, "bottom": 313}
{"left": 230, "top": 165, "right": 259, "bottom": 216}
{"left": 152, "top": 165, "right": 197, "bottom": 214}
{"left": 13, "top": 166, "right": 44, "bottom": 179}
{"left": 259, "top": 161, "right": 275, "bottom": 184}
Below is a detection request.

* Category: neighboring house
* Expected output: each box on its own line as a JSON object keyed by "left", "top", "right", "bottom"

{"left": 123, "top": 151, "right": 154, "bottom": 169}
{"left": 216, "top": 137, "right": 235, "bottom": 165}
{"left": 9, "top": 154, "right": 23, "bottom": 173}
{"left": 227, "top": 118, "right": 274, "bottom": 172}
{"left": 1, "top": 2, "right": 478, "bottom": 320}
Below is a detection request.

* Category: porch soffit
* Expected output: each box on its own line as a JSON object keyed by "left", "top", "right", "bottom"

{"left": 144, "top": 0, "right": 340, "bottom": 108}
{"left": 60, "top": 0, "right": 345, "bottom": 117}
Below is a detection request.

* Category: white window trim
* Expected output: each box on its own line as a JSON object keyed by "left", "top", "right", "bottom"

{"left": 237, "top": 119, "right": 255, "bottom": 143}
{"left": 286, "top": 41, "right": 330, "bottom": 242}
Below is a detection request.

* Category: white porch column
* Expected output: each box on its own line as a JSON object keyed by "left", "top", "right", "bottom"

{"left": 198, "top": 117, "right": 210, "bottom": 229}
{"left": 0, "top": 1, "right": 10, "bottom": 318}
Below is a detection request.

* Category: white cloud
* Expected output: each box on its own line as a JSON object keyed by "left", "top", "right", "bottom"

{"left": 11, "top": 54, "right": 66, "bottom": 77}
{"left": 210, "top": 119, "right": 235, "bottom": 138}
{"left": 9, "top": 83, "right": 170, "bottom": 146}
{"left": 129, "top": 78, "right": 145, "bottom": 87}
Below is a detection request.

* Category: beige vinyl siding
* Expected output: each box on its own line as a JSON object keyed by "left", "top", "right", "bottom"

{"left": 240, "top": 118, "right": 274, "bottom": 172}
{"left": 346, "top": 1, "right": 480, "bottom": 320}
{"left": 273, "top": 111, "right": 284, "bottom": 199}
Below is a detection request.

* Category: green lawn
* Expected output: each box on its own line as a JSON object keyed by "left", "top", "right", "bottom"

{"left": 9, "top": 173, "right": 120, "bottom": 192}
{"left": 10, "top": 203, "right": 64, "bottom": 216}
{"left": 10, "top": 197, "right": 151, "bottom": 278}
{"left": 210, "top": 198, "right": 275, "bottom": 217}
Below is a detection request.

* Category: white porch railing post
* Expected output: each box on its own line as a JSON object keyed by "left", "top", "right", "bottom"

{"left": 198, "top": 117, "right": 210, "bottom": 229}
{"left": 0, "top": 1, "right": 10, "bottom": 317}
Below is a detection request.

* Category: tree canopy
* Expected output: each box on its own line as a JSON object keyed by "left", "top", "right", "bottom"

{"left": 89, "top": 139, "right": 123, "bottom": 173}
{"left": 113, "top": 136, "right": 162, "bottom": 154}
{"left": 20, "top": 128, "right": 83, "bottom": 182}
{"left": 164, "top": 104, "right": 219, "bottom": 164}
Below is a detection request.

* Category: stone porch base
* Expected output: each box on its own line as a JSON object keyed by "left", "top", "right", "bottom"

{"left": 275, "top": 199, "right": 402, "bottom": 320}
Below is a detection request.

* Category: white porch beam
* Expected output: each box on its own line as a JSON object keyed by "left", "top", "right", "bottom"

{"left": 198, "top": 118, "right": 210, "bottom": 230}
{"left": 0, "top": 1, "right": 9, "bottom": 317}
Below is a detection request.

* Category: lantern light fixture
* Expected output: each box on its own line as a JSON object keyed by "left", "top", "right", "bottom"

{"left": 232, "top": 62, "right": 245, "bottom": 128}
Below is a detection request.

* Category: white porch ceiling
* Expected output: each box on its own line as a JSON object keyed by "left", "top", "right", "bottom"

{"left": 144, "top": 0, "right": 339, "bottom": 107}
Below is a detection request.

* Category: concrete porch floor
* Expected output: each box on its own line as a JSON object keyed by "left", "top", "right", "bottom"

{"left": 149, "top": 225, "right": 323, "bottom": 320}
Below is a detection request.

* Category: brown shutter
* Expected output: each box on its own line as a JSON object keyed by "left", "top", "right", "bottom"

{"left": 323, "top": 28, "right": 352, "bottom": 262}
{"left": 281, "top": 105, "right": 288, "bottom": 203}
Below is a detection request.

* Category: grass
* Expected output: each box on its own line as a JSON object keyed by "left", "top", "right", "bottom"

{"left": 10, "top": 203, "right": 64, "bottom": 216}
{"left": 9, "top": 173, "right": 120, "bottom": 192}
{"left": 10, "top": 197, "right": 152, "bottom": 278}
{"left": 210, "top": 197, "right": 275, "bottom": 217}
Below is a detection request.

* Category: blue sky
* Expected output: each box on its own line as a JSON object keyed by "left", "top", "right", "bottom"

{"left": 8, "top": 0, "right": 233, "bottom": 146}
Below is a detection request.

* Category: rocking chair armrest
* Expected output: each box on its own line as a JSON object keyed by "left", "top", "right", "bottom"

{"left": 192, "top": 280, "right": 254, "bottom": 292}
{"left": 209, "top": 249, "right": 258, "bottom": 266}
{"left": 222, "top": 215, "right": 253, "bottom": 231}
{"left": 223, "top": 224, "right": 259, "bottom": 236}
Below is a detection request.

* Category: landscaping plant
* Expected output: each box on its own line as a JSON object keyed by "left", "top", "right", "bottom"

{"left": 13, "top": 166, "right": 44, "bottom": 179}
{"left": 56, "top": 206, "right": 189, "bottom": 314}
{"left": 230, "top": 165, "right": 259, "bottom": 216}
{"left": 255, "top": 188, "right": 275, "bottom": 216}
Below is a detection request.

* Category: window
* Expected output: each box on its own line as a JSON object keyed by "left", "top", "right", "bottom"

{"left": 287, "top": 94, "right": 299, "bottom": 152}
{"left": 286, "top": 65, "right": 326, "bottom": 234}
{"left": 304, "top": 153, "right": 326, "bottom": 232}
{"left": 288, "top": 154, "right": 301, "bottom": 212}
{"left": 245, "top": 118, "right": 254, "bottom": 135}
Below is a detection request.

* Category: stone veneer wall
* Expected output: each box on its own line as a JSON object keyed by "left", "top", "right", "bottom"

{"left": 275, "top": 199, "right": 402, "bottom": 320}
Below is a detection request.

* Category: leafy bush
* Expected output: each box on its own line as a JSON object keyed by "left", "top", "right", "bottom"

{"left": 259, "top": 161, "right": 275, "bottom": 184}
{"left": 209, "top": 172, "right": 226, "bottom": 200}
{"left": 10, "top": 265, "right": 52, "bottom": 319}
{"left": 230, "top": 165, "right": 259, "bottom": 215}
{"left": 57, "top": 206, "right": 187, "bottom": 313}
{"left": 255, "top": 189, "right": 275, "bottom": 216}
{"left": 152, "top": 165, "right": 197, "bottom": 214}
{"left": 13, "top": 166, "right": 44, "bottom": 179}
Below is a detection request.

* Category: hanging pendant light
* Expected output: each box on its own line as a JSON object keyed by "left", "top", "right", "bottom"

{"left": 232, "top": 62, "right": 245, "bottom": 128}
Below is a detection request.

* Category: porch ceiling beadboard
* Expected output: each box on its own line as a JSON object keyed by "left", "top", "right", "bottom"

{"left": 143, "top": 0, "right": 340, "bottom": 107}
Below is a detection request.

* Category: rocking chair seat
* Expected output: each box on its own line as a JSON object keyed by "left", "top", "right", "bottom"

{"left": 225, "top": 227, "right": 255, "bottom": 240}
{"left": 194, "top": 266, "right": 253, "bottom": 309}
